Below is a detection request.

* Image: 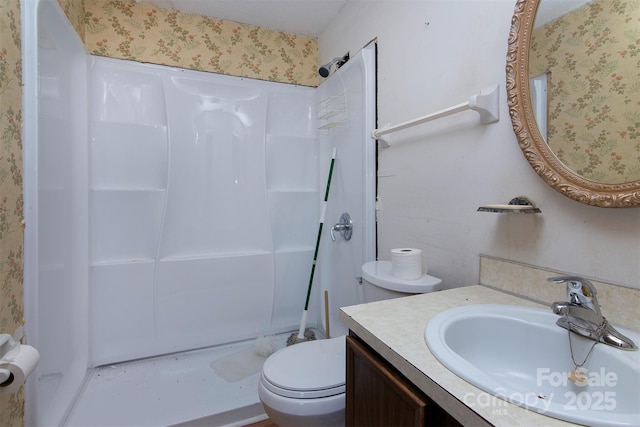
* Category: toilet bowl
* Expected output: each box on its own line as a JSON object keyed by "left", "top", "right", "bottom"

{"left": 258, "top": 261, "right": 443, "bottom": 426}
{"left": 258, "top": 336, "right": 346, "bottom": 427}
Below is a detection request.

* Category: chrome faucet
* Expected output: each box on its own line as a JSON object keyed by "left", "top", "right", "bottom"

{"left": 548, "top": 276, "right": 637, "bottom": 351}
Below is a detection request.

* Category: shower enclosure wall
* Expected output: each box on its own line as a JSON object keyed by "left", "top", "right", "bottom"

{"left": 23, "top": 1, "right": 376, "bottom": 425}
{"left": 88, "top": 56, "right": 320, "bottom": 367}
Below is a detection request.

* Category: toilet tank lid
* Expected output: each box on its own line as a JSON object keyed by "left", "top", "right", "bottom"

{"left": 361, "top": 260, "right": 443, "bottom": 293}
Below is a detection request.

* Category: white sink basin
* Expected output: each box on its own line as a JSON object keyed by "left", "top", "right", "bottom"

{"left": 425, "top": 304, "right": 640, "bottom": 426}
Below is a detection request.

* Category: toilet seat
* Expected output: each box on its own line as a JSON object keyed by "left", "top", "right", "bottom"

{"left": 261, "top": 336, "right": 346, "bottom": 399}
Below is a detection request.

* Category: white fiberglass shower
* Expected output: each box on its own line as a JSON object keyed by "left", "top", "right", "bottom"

{"left": 22, "top": 1, "right": 375, "bottom": 425}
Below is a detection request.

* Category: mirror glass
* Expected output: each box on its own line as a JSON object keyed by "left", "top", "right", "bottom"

{"left": 507, "top": 0, "right": 640, "bottom": 207}
{"left": 530, "top": 0, "right": 640, "bottom": 185}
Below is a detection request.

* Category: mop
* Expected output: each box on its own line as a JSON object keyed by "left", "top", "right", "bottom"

{"left": 287, "top": 147, "right": 337, "bottom": 346}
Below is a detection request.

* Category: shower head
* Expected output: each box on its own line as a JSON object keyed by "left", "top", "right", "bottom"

{"left": 319, "top": 53, "right": 350, "bottom": 78}
{"left": 319, "top": 60, "right": 338, "bottom": 78}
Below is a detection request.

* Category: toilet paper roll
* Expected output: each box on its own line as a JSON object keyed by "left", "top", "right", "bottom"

{"left": 391, "top": 248, "right": 424, "bottom": 280}
{"left": 0, "top": 345, "right": 40, "bottom": 395}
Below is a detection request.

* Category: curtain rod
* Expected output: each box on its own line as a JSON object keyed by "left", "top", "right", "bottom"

{"left": 372, "top": 85, "right": 499, "bottom": 147}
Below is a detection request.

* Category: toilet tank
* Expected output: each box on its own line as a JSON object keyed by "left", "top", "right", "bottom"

{"left": 361, "top": 261, "right": 443, "bottom": 302}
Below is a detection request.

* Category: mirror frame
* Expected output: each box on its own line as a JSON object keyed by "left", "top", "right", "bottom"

{"left": 506, "top": 0, "right": 640, "bottom": 208}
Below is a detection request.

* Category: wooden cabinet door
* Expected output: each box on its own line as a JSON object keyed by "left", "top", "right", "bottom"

{"left": 346, "top": 335, "right": 429, "bottom": 427}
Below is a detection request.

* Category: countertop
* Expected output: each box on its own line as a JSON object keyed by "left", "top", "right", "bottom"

{"left": 339, "top": 285, "right": 578, "bottom": 426}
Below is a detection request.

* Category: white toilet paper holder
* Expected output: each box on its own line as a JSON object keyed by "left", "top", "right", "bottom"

{"left": 0, "top": 333, "right": 40, "bottom": 393}
{"left": 0, "top": 334, "right": 18, "bottom": 386}
{"left": 0, "top": 334, "right": 17, "bottom": 358}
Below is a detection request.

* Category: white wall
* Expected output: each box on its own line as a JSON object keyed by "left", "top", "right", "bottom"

{"left": 319, "top": 1, "right": 640, "bottom": 289}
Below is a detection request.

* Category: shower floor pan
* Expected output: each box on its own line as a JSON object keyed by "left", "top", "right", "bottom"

{"left": 65, "top": 332, "right": 293, "bottom": 427}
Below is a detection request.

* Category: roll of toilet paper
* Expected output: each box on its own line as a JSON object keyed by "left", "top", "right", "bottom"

{"left": 0, "top": 344, "right": 40, "bottom": 395}
{"left": 391, "top": 248, "right": 424, "bottom": 280}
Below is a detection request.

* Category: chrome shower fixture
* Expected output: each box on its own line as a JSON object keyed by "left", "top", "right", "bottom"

{"left": 319, "top": 53, "right": 350, "bottom": 78}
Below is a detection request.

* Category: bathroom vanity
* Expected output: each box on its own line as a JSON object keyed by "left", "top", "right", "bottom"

{"left": 346, "top": 334, "right": 462, "bottom": 426}
{"left": 341, "top": 286, "right": 588, "bottom": 426}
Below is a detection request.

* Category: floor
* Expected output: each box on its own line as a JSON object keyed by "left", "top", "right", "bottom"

{"left": 64, "top": 334, "right": 290, "bottom": 427}
{"left": 246, "top": 420, "right": 277, "bottom": 427}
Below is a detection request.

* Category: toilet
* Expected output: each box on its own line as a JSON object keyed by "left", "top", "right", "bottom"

{"left": 258, "top": 261, "right": 443, "bottom": 427}
{"left": 258, "top": 336, "right": 346, "bottom": 427}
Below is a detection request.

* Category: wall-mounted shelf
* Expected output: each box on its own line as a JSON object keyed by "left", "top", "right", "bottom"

{"left": 477, "top": 197, "right": 541, "bottom": 214}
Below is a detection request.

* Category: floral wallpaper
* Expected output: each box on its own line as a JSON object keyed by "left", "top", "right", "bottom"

{"left": 58, "top": 0, "right": 86, "bottom": 41}
{"left": 83, "top": 0, "right": 319, "bottom": 87}
{"left": 0, "top": 0, "right": 24, "bottom": 425}
{"left": 530, "top": 0, "right": 640, "bottom": 184}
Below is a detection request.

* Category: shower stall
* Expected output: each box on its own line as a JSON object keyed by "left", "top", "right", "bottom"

{"left": 22, "top": 1, "right": 376, "bottom": 425}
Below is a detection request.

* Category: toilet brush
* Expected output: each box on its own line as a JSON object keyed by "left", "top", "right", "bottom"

{"left": 287, "top": 147, "right": 337, "bottom": 346}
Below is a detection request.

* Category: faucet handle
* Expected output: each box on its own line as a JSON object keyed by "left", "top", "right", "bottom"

{"left": 547, "top": 276, "right": 601, "bottom": 315}
{"left": 548, "top": 275, "right": 597, "bottom": 296}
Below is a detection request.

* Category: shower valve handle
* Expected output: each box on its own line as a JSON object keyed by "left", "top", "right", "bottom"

{"left": 330, "top": 213, "right": 352, "bottom": 242}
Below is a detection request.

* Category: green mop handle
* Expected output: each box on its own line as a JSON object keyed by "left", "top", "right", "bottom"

{"left": 295, "top": 147, "right": 337, "bottom": 341}
{"left": 303, "top": 146, "right": 336, "bottom": 311}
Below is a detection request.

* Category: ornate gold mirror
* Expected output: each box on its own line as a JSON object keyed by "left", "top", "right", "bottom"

{"left": 507, "top": 0, "right": 640, "bottom": 207}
